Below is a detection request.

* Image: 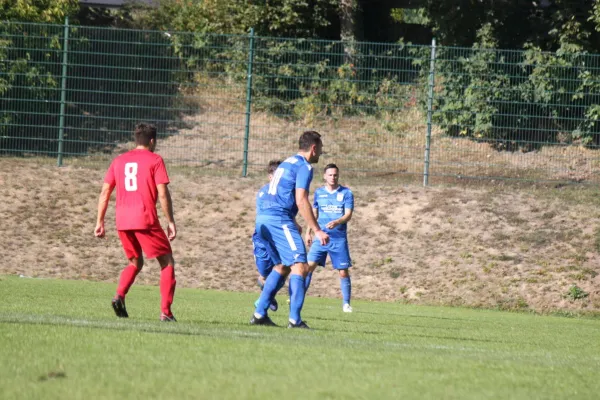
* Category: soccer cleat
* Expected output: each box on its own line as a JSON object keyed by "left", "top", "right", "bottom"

{"left": 160, "top": 313, "right": 177, "bottom": 322}
{"left": 343, "top": 303, "right": 353, "bottom": 313}
{"left": 287, "top": 320, "right": 310, "bottom": 329}
{"left": 269, "top": 297, "right": 279, "bottom": 312}
{"left": 111, "top": 296, "right": 128, "bottom": 318}
{"left": 250, "top": 315, "right": 277, "bottom": 327}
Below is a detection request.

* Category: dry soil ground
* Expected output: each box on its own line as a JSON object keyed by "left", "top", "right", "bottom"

{"left": 3, "top": 158, "right": 600, "bottom": 314}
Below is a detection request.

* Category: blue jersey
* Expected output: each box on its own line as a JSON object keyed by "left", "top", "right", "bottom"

{"left": 258, "top": 154, "right": 313, "bottom": 219}
{"left": 256, "top": 183, "right": 298, "bottom": 218}
{"left": 255, "top": 183, "right": 271, "bottom": 217}
{"left": 313, "top": 185, "right": 354, "bottom": 240}
{"left": 253, "top": 182, "right": 298, "bottom": 249}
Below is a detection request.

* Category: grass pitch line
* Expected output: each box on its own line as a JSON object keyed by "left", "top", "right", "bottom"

{"left": 0, "top": 313, "right": 274, "bottom": 339}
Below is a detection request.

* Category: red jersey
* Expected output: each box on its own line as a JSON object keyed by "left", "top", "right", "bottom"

{"left": 104, "top": 149, "right": 170, "bottom": 231}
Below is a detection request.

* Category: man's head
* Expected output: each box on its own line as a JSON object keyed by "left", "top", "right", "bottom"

{"left": 134, "top": 123, "right": 157, "bottom": 151}
{"left": 267, "top": 159, "right": 282, "bottom": 180}
{"left": 323, "top": 163, "right": 339, "bottom": 187}
{"left": 298, "top": 130, "right": 322, "bottom": 163}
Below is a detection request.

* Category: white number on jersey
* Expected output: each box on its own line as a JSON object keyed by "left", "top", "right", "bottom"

{"left": 268, "top": 167, "right": 284, "bottom": 195}
{"left": 124, "top": 162, "right": 138, "bottom": 192}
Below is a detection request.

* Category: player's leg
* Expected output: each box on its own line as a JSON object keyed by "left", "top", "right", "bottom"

{"left": 253, "top": 237, "right": 270, "bottom": 290}
{"left": 253, "top": 220, "right": 308, "bottom": 327}
{"left": 267, "top": 263, "right": 288, "bottom": 312}
{"left": 329, "top": 241, "right": 352, "bottom": 312}
{"left": 252, "top": 265, "right": 289, "bottom": 326}
{"left": 137, "top": 228, "right": 175, "bottom": 321}
{"left": 257, "top": 274, "right": 266, "bottom": 289}
{"left": 256, "top": 263, "right": 288, "bottom": 310}
{"left": 253, "top": 238, "right": 279, "bottom": 311}
{"left": 306, "top": 240, "right": 327, "bottom": 293}
{"left": 251, "top": 221, "right": 284, "bottom": 326}
{"left": 288, "top": 261, "right": 310, "bottom": 328}
{"left": 260, "top": 221, "right": 310, "bottom": 327}
{"left": 156, "top": 253, "right": 177, "bottom": 321}
{"left": 113, "top": 230, "right": 145, "bottom": 318}
{"left": 339, "top": 269, "right": 352, "bottom": 312}
{"left": 254, "top": 263, "right": 279, "bottom": 312}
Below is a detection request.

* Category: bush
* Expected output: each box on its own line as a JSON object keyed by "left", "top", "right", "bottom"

{"left": 430, "top": 22, "right": 600, "bottom": 149}
{"left": 565, "top": 285, "right": 589, "bottom": 301}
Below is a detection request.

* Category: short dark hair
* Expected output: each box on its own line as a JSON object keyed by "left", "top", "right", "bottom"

{"left": 323, "top": 163, "right": 338, "bottom": 173}
{"left": 134, "top": 123, "right": 157, "bottom": 146}
{"left": 298, "top": 130, "right": 321, "bottom": 151}
{"left": 267, "top": 159, "right": 282, "bottom": 175}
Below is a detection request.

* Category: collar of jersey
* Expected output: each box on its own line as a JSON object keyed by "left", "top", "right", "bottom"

{"left": 324, "top": 186, "right": 340, "bottom": 194}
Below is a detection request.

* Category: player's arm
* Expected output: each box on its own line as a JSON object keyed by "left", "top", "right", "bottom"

{"left": 94, "top": 182, "right": 115, "bottom": 238}
{"left": 296, "top": 188, "right": 328, "bottom": 245}
{"left": 326, "top": 208, "right": 353, "bottom": 229}
{"left": 304, "top": 207, "right": 318, "bottom": 246}
{"left": 157, "top": 183, "right": 177, "bottom": 241}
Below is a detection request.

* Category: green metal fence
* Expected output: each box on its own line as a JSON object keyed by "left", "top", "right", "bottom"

{"left": 2, "top": 20, "right": 600, "bottom": 184}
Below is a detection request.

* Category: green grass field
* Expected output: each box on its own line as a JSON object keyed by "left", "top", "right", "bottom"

{"left": 2, "top": 276, "right": 599, "bottom": 400}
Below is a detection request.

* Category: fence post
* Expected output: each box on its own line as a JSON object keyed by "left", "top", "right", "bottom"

{"left": 242, "top": 28, "right": 256, "bottom": 177}
{"left": 57, "top": 16, "right": 69, "bottom": 167}
{"left": 423, "top": 38, "right": 436, "bottom": 186}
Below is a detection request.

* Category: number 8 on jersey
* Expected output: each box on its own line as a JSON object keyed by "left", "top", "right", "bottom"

{"left": 124, "top": 162, "right": 138, "bottom": 192}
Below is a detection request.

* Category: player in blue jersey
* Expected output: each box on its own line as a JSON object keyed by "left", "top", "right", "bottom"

{"left": 306, "top": 164, "right": 354, "bottom": 312}
{"left": 252, "top": 159, "right": 300, "bottom": 313}
{"left": 250, "top": 131, "right": 329, "bottom": 329}
{"left": 252, "top": 160, "right": 282, "bottom": 312}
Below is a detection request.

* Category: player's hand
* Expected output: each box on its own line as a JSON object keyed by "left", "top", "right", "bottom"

{"left": 167, "top": 222, "right": 177, "bottom": 241}
{"left": 305, "top": 231, "right": 313, "bottom": 247}
{"left": 315, "top": 230, "right": 329, "bottom": 246}
{"left": 94, "top": 222, "right": 105, "bottom": 238}
{"left": 326, "top": 220, "right": 340, "bottom": 229}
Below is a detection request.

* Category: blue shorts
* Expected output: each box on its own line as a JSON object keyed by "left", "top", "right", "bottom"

{"left": 308, "top": 239, "right": 352, "bottom": 270}
{"left": 252, "top": 233, "right": 275, "bottom": 278}
{"left": 255, "top": 215, "right": 307, "bottom": 267}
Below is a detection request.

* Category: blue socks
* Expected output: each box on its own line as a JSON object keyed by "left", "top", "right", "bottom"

{"left": 288, "top": 274, "right": 307, "bottom": 324}
{"left": 341, "top": 276, "right": 351, "bottom": 305}
{"left": 271, "top": 274, "right": 286, "bottom": 303}
{"left": 254, "top": 272, "right": 286, "bottom": 316}
{"left": 305, "top": 272, "right": 313, "bottom": 292}
{"left": 288, "top": 271, "right": 311, "bottom": 301}
{"left": 254, "top": 270, "right": 282, "bottom": 317}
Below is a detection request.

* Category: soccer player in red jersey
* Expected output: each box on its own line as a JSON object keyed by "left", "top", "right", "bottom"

{"left": 94, "top": 123, "right": 178, "bottom": 322}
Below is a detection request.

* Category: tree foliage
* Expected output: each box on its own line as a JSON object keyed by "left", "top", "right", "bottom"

{"left": 128, "top": 0, "right": 339, "bottom": 38}
{"left": 6, "top": 0, "right": 600, "bottom": 155}
{"left": 0, "top": 0, "right": 79, "bottom": 23}
{"left": 431, "top": 6, "right": 600, "bottom": 148}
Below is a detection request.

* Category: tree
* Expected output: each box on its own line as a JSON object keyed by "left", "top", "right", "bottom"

{"left": 0, "top": 0, "right": 79, "bottom": 23}
{"left": 128, "top": 0, "right": 339, "bottom": 38}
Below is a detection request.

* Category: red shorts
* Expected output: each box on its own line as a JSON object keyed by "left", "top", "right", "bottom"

{"left": 118, "top": 228, "right": 172, "bottom": 259}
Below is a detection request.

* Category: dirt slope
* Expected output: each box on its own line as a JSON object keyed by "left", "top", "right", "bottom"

{"left": 3, "top": 158, "right": 600, "bottom": 313}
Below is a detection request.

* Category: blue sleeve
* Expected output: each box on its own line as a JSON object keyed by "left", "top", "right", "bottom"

{"left": 345, "top": 189, "right": 354, "bottom": 210}
{"left": 312, "top": 190, "right": 319, "bottom": 209}
{"left": 295, "top": 164, "right": 313, "bottom": 191}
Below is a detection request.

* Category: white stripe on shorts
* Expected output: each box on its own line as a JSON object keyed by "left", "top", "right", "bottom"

{"left": 282, "top": 224, "right": 298, "bottom": 251}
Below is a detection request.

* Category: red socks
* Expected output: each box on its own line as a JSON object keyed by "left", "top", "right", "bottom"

{"left": 116, "top": 264, "right": 140, "bottom": 298}
{"left": 160, "top": 265, "right": 176, "bottom": 316}
{"left": 116, "top": 264, "right": 176, "bottom": 316}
